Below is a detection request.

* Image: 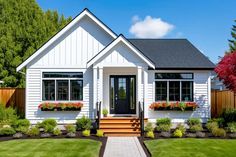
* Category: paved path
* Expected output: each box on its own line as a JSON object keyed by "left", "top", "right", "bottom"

{"left": 103, "top": 137, "right": 147, "bottom": 157}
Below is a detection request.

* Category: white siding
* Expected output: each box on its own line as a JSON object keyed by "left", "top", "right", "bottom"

{"left": 28, "top": 16, "right": 113, "bottom": 69}
{"left": 95, "top": 41, "right": 146, "bottom": 68}
{"left": 147, "top": 71, "right": 211, "bottom": 123}
{"left": 26, "top": 68, "right": 94, "bottom": 124}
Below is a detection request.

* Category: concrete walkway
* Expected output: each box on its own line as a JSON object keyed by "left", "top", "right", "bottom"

{"left": 103, "top": 137, "right": 147, "bottom": 157}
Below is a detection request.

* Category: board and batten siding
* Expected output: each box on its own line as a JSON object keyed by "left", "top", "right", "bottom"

{"left": 147, "top": 71, "right": 211, "bottom": 123}
{"left": 25, "top": 15, "right": 113, "bottom": 124}
{"left": 28, "top": 16, "right": 113, "bottom": 69}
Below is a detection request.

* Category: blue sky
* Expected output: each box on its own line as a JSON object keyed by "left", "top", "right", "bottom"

{"left": 37, "top": 0, "right": 236, "bottom": 63}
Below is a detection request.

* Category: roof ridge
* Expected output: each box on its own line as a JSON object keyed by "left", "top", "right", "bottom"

{"left": 128, "top": 38, "right": 187, "bottom": 40}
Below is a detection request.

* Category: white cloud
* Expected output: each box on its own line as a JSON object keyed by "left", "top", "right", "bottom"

{"left": 129, "top": 16, "right": 174, "bottom": 38}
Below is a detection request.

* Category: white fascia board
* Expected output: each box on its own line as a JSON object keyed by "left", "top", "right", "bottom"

{"left": 87, "top": 35, "right": 155, "bottom": 68}
{"left": 16, "top": 9, "right": 117, "bottom": 72}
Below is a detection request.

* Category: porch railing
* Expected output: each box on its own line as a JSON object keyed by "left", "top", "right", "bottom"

{"left": 96, "top": 101, "right": 101, "bottom": 129}
{"left": 139, "top": 101, "right": 144, "bottom": 136}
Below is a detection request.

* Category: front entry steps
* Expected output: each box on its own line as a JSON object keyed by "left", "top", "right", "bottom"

{"left": 99, "top": 117, "right": 142, "bottom": 137}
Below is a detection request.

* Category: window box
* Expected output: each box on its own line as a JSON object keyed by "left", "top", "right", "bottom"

{"left": 38, "top": 102, "right": 83, "bottom": 111}
{"left": 149, "top": 102, "right": 198, "bottom": 111}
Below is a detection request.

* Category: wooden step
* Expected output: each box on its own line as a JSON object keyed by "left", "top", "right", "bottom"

{"left": 105, "top": 133, "right": 140, "bottom": 137}
{"left": 99, "top": 117, "right": 145, "bottom": 136}
{"left": 101, "top": 128, "right": 141, "bottom": 132}
{"left": 100, "top": 124, "right": 140, "bottom": 129}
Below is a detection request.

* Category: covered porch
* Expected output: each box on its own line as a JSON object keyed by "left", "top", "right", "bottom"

{"left": 92, "top": 66, "right": 148, "bottom": 117}
{"left": 87, "top": 35, "right": 155, "bottom": 119}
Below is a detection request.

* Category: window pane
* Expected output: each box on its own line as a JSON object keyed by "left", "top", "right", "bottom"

{"left": 155, "top": 81, "right": 167, "bottom": 101}
{"left": 110, "top": 78, "right": 115, "bottom": 110}
{"left": 42, "top": 80, "right": 55, "bottom": 100}
{"left": 169, "top": 81, "right": 180, "bottom": 101}
{"left": 155, "top": 73, "right": 193, "bottom": 79}
{"left": 118, "top": 78, "right": 126, "bottom": 99}
{"left": 57, "top": 80, "right": 69, "bottom": 100}
{"left": 182, "top": 81, "right": 193, "bottom": 101}
{"left": 130, "top": 77, "right": 135, "bottom": 109}
{"left": 70, "top": 80, "right": 83, "bottom": 100}
{"left": 43, "top": 72, "right": 83, "bottom": 78}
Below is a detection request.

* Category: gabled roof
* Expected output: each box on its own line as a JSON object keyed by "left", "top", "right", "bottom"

{"left": 16, "top": 8, "right": 117, "bottom": 72}
{"left": 129, "top": 39, "right": 215, "bottom": 70}
{"left": 87, "top": 35, "right": 155, "bottom": 68}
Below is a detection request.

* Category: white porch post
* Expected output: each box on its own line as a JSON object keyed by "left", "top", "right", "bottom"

{"left": 137, "top": 66, "right": 142, "bottom": 104}
{"left": 143, "top": 68, "right": 148, "bottom": 118}
{"left": 93, "top": 67, "right": 98, "bottom": 112}
{"left": 98, "top": 67, "right": 103, "bottom": 105}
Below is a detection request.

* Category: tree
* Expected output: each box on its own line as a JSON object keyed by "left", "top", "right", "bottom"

{"left": 215, "top": 51, "right": 236, "bottom": 92}
{"left": 229, "top": 20, "right": 236, "bottom": 51}
{"left": 0, "top": 0, "right": 71, "bottom": 87}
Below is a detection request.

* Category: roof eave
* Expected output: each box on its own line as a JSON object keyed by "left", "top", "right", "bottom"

{"left": 16, "top": 8, "right": 117, "bottom": 72}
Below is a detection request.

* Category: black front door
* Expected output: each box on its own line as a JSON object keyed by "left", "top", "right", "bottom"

{"left": 110, "top": 76, "right": 136, "bottom": 114}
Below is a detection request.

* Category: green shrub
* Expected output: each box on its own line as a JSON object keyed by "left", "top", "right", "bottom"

{"left": 76, "top": 116, "right": 92, "bottom": 130}
{"left": 189, "top": 124, "right": 203, "bottom": 132}
{"left": 0, "top": 127, "right": 16, "bottom": 135}
{"left": 146, "top": 131, "right": 154, "bottom": 138}
{"left": 53, "top": 128, "right": 62, "bottom": 136}
{"left": 156, "top": 118, "right": 171, "bottom": 132}
{"left": 0, "top": 105, "right": 18, "bottom": 126}
{"left": 27, "top": 126, "right": 39, "bottom": 137}
{"left": 156, "top": 118, "right": 171, "bottom": 126}
{"left": 82, "top": 129, "right": 90, "bottom": 137}
{"left": 173, "top": 129, "right": 183, "bottom": 138}
{"left": 145, "top": 122, "right": 154, "bottom": 132}
{"left": 208, "top": 118, "right": 224, "bottom": 127}
{"left": 227, "top": 122, "right": 236, "bottom": 133}
{"left": 40, "top": 119, "right": 57, "bottom": 133}
{"left": 222, "top": 109, "right": 236, "bottom": 123}
{"left": 156, "top": 124, "right": 171, "bottom": 132}
{"left": 187, "top": 118, "right": 201, "bottom": 126}
{"left": 176, "top": 123, "right": 186, "bottom": 135}
{"left": 96, "top": 130, "right": 104, "bottom": 137}
{"left": 65, "top": 124, "right": 76, "bottom": 133}
{"left": 102, "top": 109, "right": 108, "bottom": 116}
{"left": 12, "top": 119, "right": 30, "bottom": 134}
{"left": 212, "top": 128, "right": 226, "bottom": 137}
{"left": 206, "top": 121, "right": 219, "bottom": 132}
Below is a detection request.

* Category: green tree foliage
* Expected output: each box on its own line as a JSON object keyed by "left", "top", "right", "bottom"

{"left": 0, "top": 0, "right": 71, "bottom": 87}
{"left": 229, "top": 20, "right": 236, "bottom": 51}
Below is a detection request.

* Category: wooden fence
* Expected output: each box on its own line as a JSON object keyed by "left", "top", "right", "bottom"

{"left": 0, "top": 88, "right": 25, "bottom": 117}
{"left": 211, "top": 90, "right": 236, "bottom": 118}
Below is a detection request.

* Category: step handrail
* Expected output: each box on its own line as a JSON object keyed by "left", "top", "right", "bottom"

{"left": 139, "top": 101, "right": 144, "bottom": 136}
{"left": 96, "top": 101, "right": 101, "bottom": 129}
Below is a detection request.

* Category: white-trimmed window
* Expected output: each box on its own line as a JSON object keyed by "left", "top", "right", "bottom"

{"left": 155, "top": 73, "right": 193, "bottom": 102}
{"left": 42, "top": 72, "right": 83, "bottom": 101}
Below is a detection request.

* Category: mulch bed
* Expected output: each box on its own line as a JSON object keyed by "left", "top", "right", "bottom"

{"left": 0, "top": 131, "right": 107, "bottom": 157}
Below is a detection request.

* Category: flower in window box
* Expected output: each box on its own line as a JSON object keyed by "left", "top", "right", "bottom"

{"left": 179, "top": 102, "right": 186, "bottom": 111}
{"left": 60, "top": 103, "right": 66, "bottom": 110}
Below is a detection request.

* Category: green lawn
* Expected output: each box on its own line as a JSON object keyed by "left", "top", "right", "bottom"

{"left": 0, "top": 139, "right": 101, "bottom": 157}
{"left": 145, "top": 139, "right": 236, "bottom": 157}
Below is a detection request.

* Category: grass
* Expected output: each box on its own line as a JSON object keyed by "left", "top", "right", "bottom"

{"left": 0, "top": 139, "right": 101, "bottom": 157}
{"left": 145, "top": 138, "right": 236, "bottom": 157}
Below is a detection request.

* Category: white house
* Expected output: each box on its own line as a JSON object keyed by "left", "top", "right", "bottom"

{"left": 17, "top": 9, "right": 214, "bottom": 127}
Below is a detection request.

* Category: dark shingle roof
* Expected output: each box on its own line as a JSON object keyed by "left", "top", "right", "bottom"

{"left": 128, "top": 39, "right": 215, "bottom": 69}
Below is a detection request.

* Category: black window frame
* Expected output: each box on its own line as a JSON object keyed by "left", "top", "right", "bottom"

{"left": 155, "top": 73, "right": 194, "bottom": 102}
{"left": 42, "top": 72, "right": 83, "bottom": 101}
